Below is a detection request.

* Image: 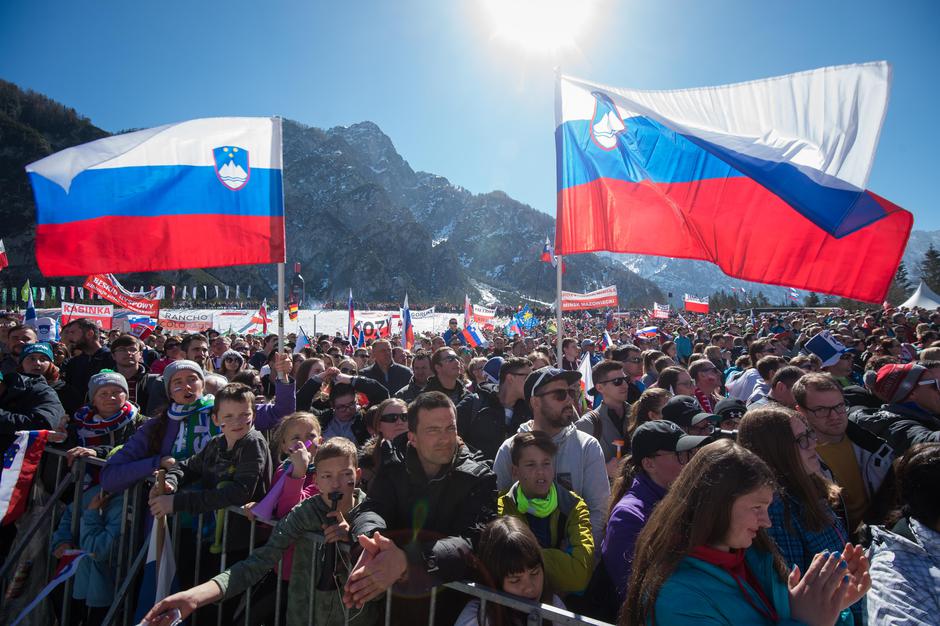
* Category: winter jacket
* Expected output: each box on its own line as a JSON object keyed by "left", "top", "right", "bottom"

{"left": 60, "top": 347, "right": 115, "bottom": 414}
{"left": 867, "top": 517, "right": 940, "bottom": 625}
{"left": 603, "top": 472, "right": 667, "bottom": 602}
{"left": 100, "top": 385, "right": 294, "bottom": 493}
{"left": 359, "top": 362, "right": 412, "bottom": 397}
{"left": 575, "top": 401, "right": 630, "bottom": 461}
{"left": 457, "top": 383, "right": 531, "bottom": 461}
{"left": 727, "top": 367, "right": 761, "bottom": 402}
{"left": 819, "top": 419, "right": 895, "bottom": 525}
{"left": 653, "top": 547, "right": 807, "bottom": 625}
{"left": 494, "top": 421, "right": 610, "bottom": 547}
{"left": 394, "top": 378, "right": 424, "bottom": 404}
{"left": 165, "top": 428, "right": 272, "bottom": 515}
{"left": 851, "top": 401, "right": 940, "bottom": 453}
{"left": 351, "top": 440, "right": 496, "bottom": 592}
{"left": 51, "top": 485, "right": 123, "bottom": 608}
{"left": 0, "top": 371, "right": 65, "bottom": 450}
{"left": 212, "top": 488, "right": 382, "bottom": 626}
{"left": 421, "top": 375, "right": 469, "bottom": 405}
{"left": 766, "top": 491, "right": 856, "bottom": 625}
{"left": 498, "top": 481, "right": 594, "bottom": 592}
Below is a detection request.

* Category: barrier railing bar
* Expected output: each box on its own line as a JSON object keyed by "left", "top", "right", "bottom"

{"left": 101, "top": 534, "right": 149, "bottom": 626}
{"left": 194, "top": 512, "right": 204, "bottom": 626}
{"left": 443, "top": 581, "right": 613, "bottom": 626}
{"left": 245, "top": 516, "right": 256, "bottom": 625}
{"left": 217, "top": 507, "right": 229, "bottom": 626}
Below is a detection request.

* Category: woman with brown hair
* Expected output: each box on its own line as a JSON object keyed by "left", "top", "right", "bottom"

{"left": 621, "top": 439, "right": 869, "bottom": 626}
{"left": 738, "top": 407, "right": 863, "bottom": 625}
{"left": 626, "top": 387, "right": 670, "bottom": 440}
{"left": 358, "top": 397, "right": 409, "bottom": 493}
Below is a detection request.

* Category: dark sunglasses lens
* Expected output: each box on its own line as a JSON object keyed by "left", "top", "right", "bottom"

{"left": 380, "top": 413, "right": 407, "bottom": 423}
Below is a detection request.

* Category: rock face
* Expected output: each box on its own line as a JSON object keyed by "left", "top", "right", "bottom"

{"left": 1, "top": 80, "right": 663, "bottom": 307}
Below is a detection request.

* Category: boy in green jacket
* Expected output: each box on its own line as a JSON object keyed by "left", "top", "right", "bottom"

{"left": 143, "top": 437, "right": 384, "bottom": 626}
{"left": 497, "top": 430, "right": 594, "bottom": 594}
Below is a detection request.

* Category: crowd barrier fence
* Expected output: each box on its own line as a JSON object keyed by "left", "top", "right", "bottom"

{"left": 0, "top": 447, "right": 614, "bottom": 626}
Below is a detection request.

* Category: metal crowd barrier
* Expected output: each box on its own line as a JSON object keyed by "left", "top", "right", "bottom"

{"left": 1, "top": 447, "right": 613, "bottom": 626}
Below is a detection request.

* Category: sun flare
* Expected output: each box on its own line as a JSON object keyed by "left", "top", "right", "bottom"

{"left": 483, "top": 0, "right": 596, "bottom": 54}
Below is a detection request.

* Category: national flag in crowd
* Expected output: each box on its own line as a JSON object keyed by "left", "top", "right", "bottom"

{"left": 346, "top": 289, "right": 355, "bottom": 343}
{"left": 636, "top": 326, "right": 659, "bottom": 339}
{"left": 252, "top": 299, "right": 270, "bottom": 334}
{"left": 683, "top": 294, "right": 710, "bottom": 314}
{"left": 554, "top": 63, "right": 912, "bottom": 303}
{"left": 506, "top": 317, "right": 523, "bottom": 337}
{"left": 578, "top": 350, "right": 595, "bottom": 407}
{"left": 789, "top": 287, "right": 800, "bottom": 301}
{"left": 10, "top": 549, "right": 90, "bottom": 626}
{"left": 599, "top": 331, "right": 613, "bottom": 352}
{"left": 294, "top": 327, "right": 311, "bottom": 354}
{"left": 26, "top": 117, "right": 286, "bottom": 277}
{"left": 0, "top": 430, "right": 56, "bottom": 526}
{"left": 23, "top": 285, "right": 36, "bottom": 324}
{"left": 402, "top": 294, "right": 415, "bottom": 351}
{"left": 288, "top": 300, "right": 299, "bottom": 321}
{"left": 540, "top": 237, "right": 554, "bottom": 262}
{"left": 127, "top": 315, "right": 156, "bottom": 340}
{"left": 462, "top": 324, "right": 488, "bottom": 348}
{"left": 0, "top": 239, "right": 8, "bottom": 272}
{"left": 515, "top": 305, "right": 539, "bottom": 330}
{"left": 605, "top": 310, "right": 615, "bottom": 331}
{"left": 750, "top": 309, "right": 757, "bottom": 329}
{"left": 677, "top": 312, "right": 693, "bottom": 328}
{"left": 133, "top": 518, "right": 178, "bottom": 623}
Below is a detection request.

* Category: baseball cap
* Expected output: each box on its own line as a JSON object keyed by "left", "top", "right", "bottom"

{"left": 524, "top": 366, "right": 582, "bottom": 400}
{"left": 661, "top": 395, "right": 715, "bottom": 429}
{"left": 580, "top": 338, "right": 594, "bottom": 349}
{"left": 631, "top": 420, "right": 710, "bottom": 462}
{"left": 714, "top": 397, "right": 747, "bottom": 422}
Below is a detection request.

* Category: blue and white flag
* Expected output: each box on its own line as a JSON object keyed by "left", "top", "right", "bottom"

{"left": 134, "top": 519, "right": 177, "bottom": 623}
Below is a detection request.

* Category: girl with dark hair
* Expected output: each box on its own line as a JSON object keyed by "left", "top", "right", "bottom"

{"left": 455, "top": 516, "right": 562, "bottom": 626}
{"left": 738, "top": 407, "right": 863, "bottom": 625}
{"left": 622, "top": 439, "right": 869, "bottom": 626}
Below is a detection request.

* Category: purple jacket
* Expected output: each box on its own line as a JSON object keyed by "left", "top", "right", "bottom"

{"left": 601, "top": 471, "right": 666, "bottom": 601}
{"left": 100, "top": 381, "right": 295, "bottom": 493}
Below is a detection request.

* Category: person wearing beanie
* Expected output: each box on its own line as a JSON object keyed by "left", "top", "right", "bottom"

{"left": 218, "top": 349, "right": 245, "bottom": 381}
{"left": 792, "top": 373, "right": 896, "bottom": 536}
{"left": 851, "top": 362, "right": 940, "bottom": 454}
{"left": 61, "top": 369, "right": 140, "bottom": 465}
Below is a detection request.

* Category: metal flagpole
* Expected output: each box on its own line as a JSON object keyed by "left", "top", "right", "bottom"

{"left": 556, "top": 254, "right": 563, "bottom": 367}
{"left": 277, "top": 263, "right": 286, "bottom": 352}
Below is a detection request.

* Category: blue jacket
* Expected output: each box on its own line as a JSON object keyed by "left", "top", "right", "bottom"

{"left": 653, "top": 547, "right": 806, "bottom": 625}
{"left": 51, "top": 485, "right": 123, "bottom": 607}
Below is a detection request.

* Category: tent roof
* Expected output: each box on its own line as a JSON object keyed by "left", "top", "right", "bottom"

{"left": 900, "top": 281, "right": 940, "bottom": 310}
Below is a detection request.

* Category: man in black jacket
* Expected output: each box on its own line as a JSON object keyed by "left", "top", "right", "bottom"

{"left": 359, "top": 340, "right": 412, "bottom": 396}
{"left": 346, "top": 391, "right": 497, "bottom": 625}
{"left": 457, "top": 357, "right": 532, "bottom": 461}
{"left": 60, "top": 318, "right": 115, "bottom": 414}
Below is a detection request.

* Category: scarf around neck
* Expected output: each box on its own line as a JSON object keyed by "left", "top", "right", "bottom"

{"left": 168, "top": 394, "right": 214, "bottom": 421}
{"left": 168, "top": 394, "right": 218, "bottom": 458}
{"left": 73, "top": 402, "right": 138, "bottom": 447}
{"left": 688, "top": 545, "right": 778, "bottom": 622}
{"left": 516, "top": 482, "right": 558, "bottom": 519}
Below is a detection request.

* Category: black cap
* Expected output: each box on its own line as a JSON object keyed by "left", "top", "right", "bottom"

{"left": 661, "top": 395, "right": 714, "bottom": 429}
{"left": 524, "top": 366, "right": 582, "bottom": 401}
{"left": 611, "top": 346, "right": 637, "bottom": 361}
{"left": 631, "top": 420, "right": 710, "bottom": 462}
{"left": 714, "top": 397, "right": 747, "bottom": 421}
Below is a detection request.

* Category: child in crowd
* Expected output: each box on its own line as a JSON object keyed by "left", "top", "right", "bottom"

{"left": 60, "top": 369, "right": 141, "bottom": 466}
{"left": 143, "top": 437, "right": 383, "bottom": 626}
{"left": 455, "top": 516, "right": 565, "bottom": 626}
{"left": 497, "top": 431, "right": 594, "bottom": 594}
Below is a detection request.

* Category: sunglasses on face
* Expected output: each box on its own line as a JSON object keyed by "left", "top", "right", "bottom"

{"left": 339, "top": 368, "right": 357, "bottom": 375}
{"left": 536, "top": 388, "right": 580, "bottom": 402}
{"left": 379, "top": 412, "right": 408, "bottom": 423}
{"left": 598, "top": 376, "right": 628, "bottom": 387}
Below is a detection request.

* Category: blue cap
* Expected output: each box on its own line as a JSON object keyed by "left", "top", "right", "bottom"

{"left": 20, "top": 342, "right": 54, "bottom": 364}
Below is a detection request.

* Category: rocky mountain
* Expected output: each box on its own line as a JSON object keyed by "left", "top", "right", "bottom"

{"left": 0, "top": 79, "right": 663, "bottom": 308}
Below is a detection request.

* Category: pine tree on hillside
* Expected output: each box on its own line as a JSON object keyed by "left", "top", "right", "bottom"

{"left": 920, "top": 245, "right": 940, "bottom": 293}
{"left": 886, "top": 261, "right": 914, "bottom": 305}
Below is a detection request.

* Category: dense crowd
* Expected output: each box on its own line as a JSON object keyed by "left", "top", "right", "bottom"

{"left": 0, "top": 306, "right": 938, "bottom": 625}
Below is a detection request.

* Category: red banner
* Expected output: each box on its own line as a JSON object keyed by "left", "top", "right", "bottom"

{"left": 84, "top": 274, "right": 160, "bottom": 317}
{"left": 560, "top": 286, "right": 619, "bottom": 311}
{"left": 60, "top": 302, "right": 113, "bottom": 329}
{"left": 683, "top": 296, "right": 710, "bottom": 314}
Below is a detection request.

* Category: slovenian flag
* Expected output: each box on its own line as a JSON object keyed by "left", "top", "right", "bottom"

{"left": 127, "top": 315, "right": 156, "bottom": 340}
{"left": 10, "top": 549, "right": 90, "bottom": 626}
{"left": 26, "top": 117, "right": 285, "bottom": 277}
{"left": 462, "top": 324, "right": 488, "bottom": 349}
{"left": 0, "top": 430, "right": 54, "bottom": 526}
{"left": 540, "top": 237, "right": 553, "bottom": 263}
{"left": 402, "top": 294, "right": 415, "bottom": 351}
{"left": 555, "top": 63, "right": 912, "bottom": 303}
{"left": 133, "top": 518, "right": 177, "bottom": 623}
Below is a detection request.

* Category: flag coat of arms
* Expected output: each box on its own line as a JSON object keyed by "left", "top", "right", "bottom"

{"left": 555, "top": 63, "right": 912, "bottom": 303}
{"left": 26, "top": 117, "right": 285, "bottom": 276}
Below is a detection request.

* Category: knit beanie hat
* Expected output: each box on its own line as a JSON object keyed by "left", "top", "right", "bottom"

{"left": 221, "top": 349, "right": 245, "bottom": 368}
{"left": 873, "top": 363, "right": 926, "bottom": 404}
{"left": 163, "top": 359, "right": 205, "bottom": 395}
{"left": 20, "top": 342, "right": 54, "bottom": 364}
{"left": 88, "top": 369, "right": 129, "bottom": 399}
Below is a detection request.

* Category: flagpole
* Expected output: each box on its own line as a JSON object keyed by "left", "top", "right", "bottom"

{"left": 554, "top": 65, "right": 564, "bottom": 368}
{"left": 277, "top": 262, "right": 286, "bottom": 352}
{"left": 556, "top": 254, "right": 563, "bottom": 367}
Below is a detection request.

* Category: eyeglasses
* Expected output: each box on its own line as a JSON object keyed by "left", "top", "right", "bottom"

{"left": 339, "top": 367, "right": 357, "bottom": 375}
{"left": 334, "top": 401, "right": 356, "bottom": 412}
{"left": 598, "top": 376, "right": 627, "bottom": 387}
{"left": 794, "top": 429, "right": 818, "bottom": 450}
{"left": 379, "top": 412, "right": 408, "bottom": 423}
{"left": 805, "top": 403, "right": 846, "bottom": 417}
{"left": 653, "top": 449, "right": 695, "bottom": 465}
{"left": 224, "top": 356, "right": 240, "bottom": 362}
{"left": 535, "top": 387, "right": 580, "bottom": 402}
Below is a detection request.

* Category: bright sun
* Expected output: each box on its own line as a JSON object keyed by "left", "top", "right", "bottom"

{"left": 483, "top": 0, "right": 595, "bottom": 54}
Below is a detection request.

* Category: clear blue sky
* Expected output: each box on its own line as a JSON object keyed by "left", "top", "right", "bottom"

{"left": 2, "top": 0, "right": 937, "bottom": 228}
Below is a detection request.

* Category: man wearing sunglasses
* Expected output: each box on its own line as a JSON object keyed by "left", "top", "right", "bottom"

{"left": 856, "top": 363, "right": 940, "bottom": 454}
{"left": 576, "top": 360, "right": 631, "bottom": 471}
{"left": 493, "top": 367, "right": 610, "bottom": 546}
{"left": 793, "top": 372, "right": 895, "bottom": 537}
{"left": 612, "top": 345, "right": 645, "bottom": 403}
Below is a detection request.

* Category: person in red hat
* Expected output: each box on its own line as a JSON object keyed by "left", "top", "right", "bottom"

{"left": 852, "top": 363, "right": 940, "bottom": 454}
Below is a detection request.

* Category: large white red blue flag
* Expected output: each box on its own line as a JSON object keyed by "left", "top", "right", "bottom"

{"left": 0, "top": 430, "right": 53, "bottom": 526}
{"left": 555, "top": 63, "right": 912, "bottom": 303}
{"left": 11, "top": 549, "right": 90, "bottom": 626}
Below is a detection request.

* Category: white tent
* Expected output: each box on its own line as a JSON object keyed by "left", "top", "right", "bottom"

{"left": 900, "top": 281, "right": 940, "bottom": 310}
